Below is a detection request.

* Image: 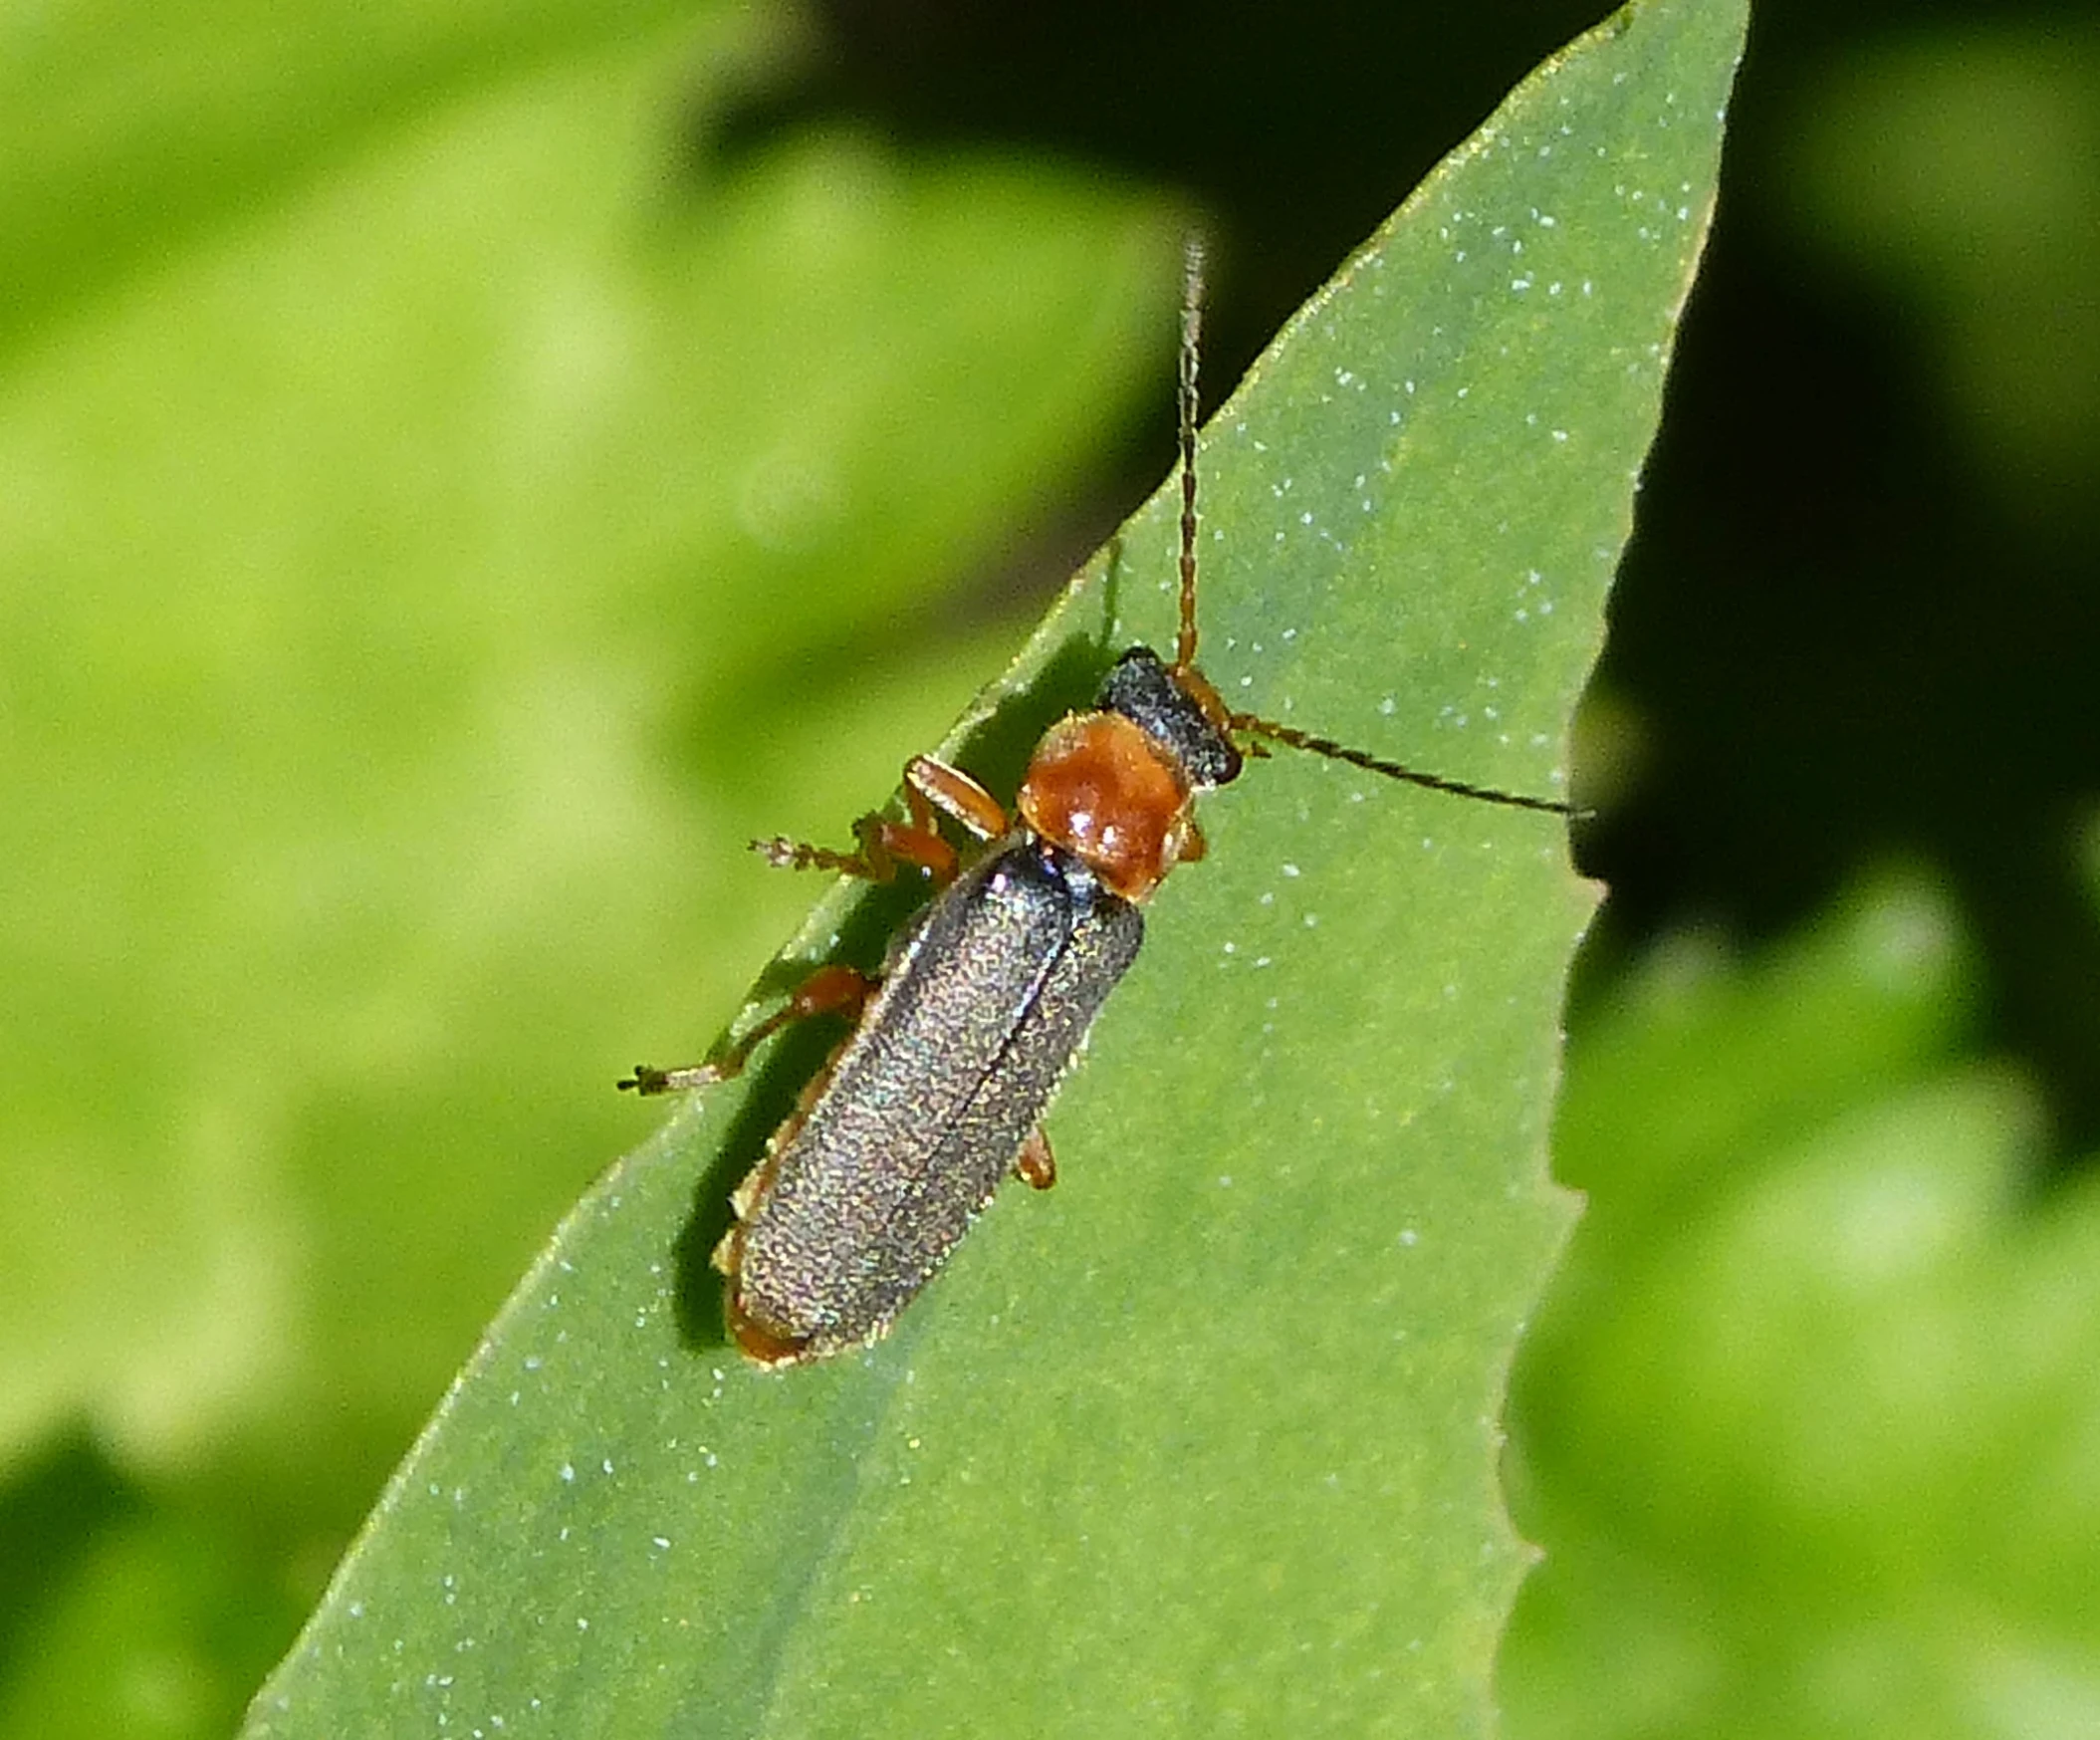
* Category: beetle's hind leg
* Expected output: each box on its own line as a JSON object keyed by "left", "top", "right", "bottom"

{"left": 753, "top": 755, "right": 1010, "bottom": 888}
{"left": 618, "top": 963, "right": 871, "bottom": 1096}
{"left": 627, "top": 756, "right": 1012, "bottom": 1097}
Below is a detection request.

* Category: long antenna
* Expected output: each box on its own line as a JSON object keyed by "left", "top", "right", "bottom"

{"left": 1232, "top": 714, "right": 1582, "bottom": 817}
{"left": 1166, "top": 230, "right": 1578, "bottom": 823}
{"left": 1174, "top": 233, "right": 1205, "bottom": 674}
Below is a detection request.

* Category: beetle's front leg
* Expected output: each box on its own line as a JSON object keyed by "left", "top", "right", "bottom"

{"left": 753, "top": 755, "right": 1010, "bottom": 888}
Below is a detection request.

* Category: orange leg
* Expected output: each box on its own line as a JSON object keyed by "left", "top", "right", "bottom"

{"left": 907, "top": 755, "right": 1010, "bottom": 842}
{"left": 1013, "top": 1126, "right": 1056, "bottom": 1190}
{"left": 618, "top": 963, "right": 871, "bottom": 1096}
{"left": 752, "top": 756, "right": 1010, "bottom": 888}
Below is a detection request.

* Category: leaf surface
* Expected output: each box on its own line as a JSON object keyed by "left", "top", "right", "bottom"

{"left": 246, "top": 2, "right": 1747, "bottom": 1733}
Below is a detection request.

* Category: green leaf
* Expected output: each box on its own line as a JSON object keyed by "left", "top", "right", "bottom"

{"left": 245, "top": 1, "right": 1745, "bottom": 1733}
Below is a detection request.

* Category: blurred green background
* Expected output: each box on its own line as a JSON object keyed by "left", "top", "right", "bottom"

{"left": 1, "top": 0, "right": 2094, "bottom": 1736}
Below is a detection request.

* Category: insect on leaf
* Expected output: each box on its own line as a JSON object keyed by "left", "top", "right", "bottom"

{"left": 245, "top": 1, "right": 1748, "bottom": 1733}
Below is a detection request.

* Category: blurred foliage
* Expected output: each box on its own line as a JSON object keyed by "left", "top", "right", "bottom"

{"left": 1506, "top": 873, "right": 2100, "bottom": 1737}
{"left": 2, "top": 0, "right": 2096, "bottom": 1732}
{"left": 0, "top": 4, "right": 1181, "bottom": 1462}
{"left": 1777, "top": 25, "right": 2100, "bottom": 526}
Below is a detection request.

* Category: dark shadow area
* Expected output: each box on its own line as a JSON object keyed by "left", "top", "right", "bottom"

{"left": 0, "top": 1429, "right": 140, "bottom": 1677}
{"left": 1580, "top": 141, "right": 2100, "bottom": 1146}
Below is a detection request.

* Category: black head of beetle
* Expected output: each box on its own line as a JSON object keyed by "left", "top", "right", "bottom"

{"left": 1096, "top": 646, "right": 1244, "bottom": 792}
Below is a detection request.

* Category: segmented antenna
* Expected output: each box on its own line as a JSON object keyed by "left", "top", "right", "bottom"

{"left": 1175, "top": 234, "right": 1205, "bottom": 674}
{"left": 1231, "top": 714, "right": 1582, "bottom": 817}
{"left": 1166, "top": 230, "right": 1578, "bottom": 822}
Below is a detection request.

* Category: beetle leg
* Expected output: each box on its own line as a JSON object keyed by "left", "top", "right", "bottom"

{"left": 905, "top": 755, "right": 1010, "bottom": 843}
{"left": 752, "top": 756, "right": 1011, "bottom": 888}
{"left": 618, "top": 963, "right": 871, "bottom": 1095}
{"left": 753, "top": 765, "right": 941, "bottom": 883}
{"left": 1013, "top": 1125, "right": 1056, "bottom": 1190}
{"left": 753, "top": 811, "right": 954, "bottom": 883}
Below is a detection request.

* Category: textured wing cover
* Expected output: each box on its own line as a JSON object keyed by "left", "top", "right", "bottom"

{"left": 737, "top": 843, "right": 1143, "bottom": 1354}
